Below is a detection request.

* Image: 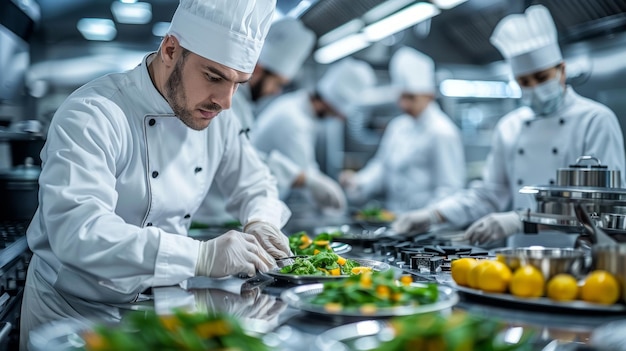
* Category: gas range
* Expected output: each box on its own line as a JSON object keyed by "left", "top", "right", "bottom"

{"left": 0, "top": 220, "right": 32, "bottom": 350}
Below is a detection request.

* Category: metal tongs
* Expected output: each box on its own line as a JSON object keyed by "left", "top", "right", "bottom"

{"left": 573, "top": 203, "right": 616, "bottom": 250}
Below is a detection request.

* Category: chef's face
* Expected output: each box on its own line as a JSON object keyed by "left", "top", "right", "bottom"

{"left": 163, "top": 44, "right": 251, "bottom": 131}
{"left": 249, "top": 67, "right": 290, "bottom": 102}
{"left": 515, "top": 63, "right": 565, "bottom": 88}
{"left": 398, "top": 93, "right": 432, "bottom": 118}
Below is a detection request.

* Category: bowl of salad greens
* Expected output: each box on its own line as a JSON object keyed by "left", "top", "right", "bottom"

{"left": 266, "top": 252, "right": 390, "bottom": 284}
{"left": 313, "top": 311, "right": 535, "bottom": 351}
{"left": 288, "top": 231, "right": 351, "bottom": 256}
{"left": 29, "top": 309, "right": 271, "bottom": 351}
{"left": 280, "top": 270, "right": 458, "bottom": 317}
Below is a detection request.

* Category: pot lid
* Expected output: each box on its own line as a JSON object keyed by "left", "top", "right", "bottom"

{"left": 520, "top": 185, "right": 626, "bottom": 201}
{"left": 559, "top": 155, "right": 612, "bottom": 170}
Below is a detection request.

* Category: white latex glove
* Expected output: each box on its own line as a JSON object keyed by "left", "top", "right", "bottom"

{"left": 338, "top": 169, "right": 357, "bottom": 190}
{"left": 244, "top": 221, "right": 292, "bottom": 258}
{"left": 392, "top": 209, "right": 439, "bottom": 235}
{"left": 305, "top": 171, "right": 347, "bottom": 211}
{"left": 195, "top": 231, "right": 276, "bottom": 278}
{"left": 464, "top": 211, "right": 522, "bottom": 245}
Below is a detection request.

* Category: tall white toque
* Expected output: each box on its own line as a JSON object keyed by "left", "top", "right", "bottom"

{"left": 490, "top": 5, "right": 563, "bottom": 77}
{"left": 258, "top": 18, "right": 316, "bottom": 80}
{"left": 167, "top": 0, "right": 277, "bottom": 74}
{"left": 317, "top": 58, "right": 377, "bottom": 117}
{"left": 389, "top": 46, "right": 436, "bottom": 95}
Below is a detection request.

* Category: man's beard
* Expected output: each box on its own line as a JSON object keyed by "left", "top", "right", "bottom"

{"left": 165, "top": 56, "right": 221, "bottom": 131}
{"left": 249, "top": 71, "right": 267, "bottom": 103}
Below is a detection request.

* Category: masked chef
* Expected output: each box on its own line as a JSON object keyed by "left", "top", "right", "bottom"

{"left": 193, "top": 17, "right": 341, "bottom": 226}
{"left": 250, "top": 58, "right": 377, "bottom": 213}
{"left": 20, "top": 0, "right": 291, "bottom": 347}
{"left": 339, "top": 47, "right": 465, "bottom": 213}
{"left": 392, "top": 5, "right": 626, "bottom": 244}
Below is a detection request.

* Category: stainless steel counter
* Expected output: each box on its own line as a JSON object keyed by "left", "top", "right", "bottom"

{"left": 147, "top": 234, "right": 625, "bottom": 351}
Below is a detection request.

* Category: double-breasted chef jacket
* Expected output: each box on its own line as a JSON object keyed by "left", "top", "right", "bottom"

{"left": 354, "top": 102, "right": 466, "bottom": 213}
{"left": 434, "top": 86, "right": 626, "bottom": 228}
{"left": 21, "top": 53, "right": 289, "bottom": 334}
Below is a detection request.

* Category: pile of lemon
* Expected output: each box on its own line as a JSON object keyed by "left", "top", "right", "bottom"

{"left": 451, "top": 257, "right": 622, "bottom": 305}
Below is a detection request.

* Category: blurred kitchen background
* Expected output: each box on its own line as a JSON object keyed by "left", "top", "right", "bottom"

{"left": 2, "top": 0, "right": 626, "bottom": 181}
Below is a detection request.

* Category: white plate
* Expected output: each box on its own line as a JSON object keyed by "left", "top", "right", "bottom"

{"left": 453, "top": 284, "right": 626, "bottom": 313}
{"left": 281, "top": 282, "right": 458, "bottom": 317}
{"left": 266, "top": 258, "right": 390, "bottom": 284}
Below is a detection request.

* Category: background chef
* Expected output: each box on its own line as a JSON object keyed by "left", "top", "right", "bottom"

{"left": 393, "top": 5, "right": 626, "bottom": 244}
{"left": 193, "top": 18, "right": 345, "bottom": 226}
{"left": 251, "top": 58, "right": 377, "bottom": 214}
{"left": 20, "top": 0, "right": 289, "bottom": 348}
{"left": 339, "top": 47, "right": 465, "bottom": 214}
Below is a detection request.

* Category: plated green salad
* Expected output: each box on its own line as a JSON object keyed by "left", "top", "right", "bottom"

{"left": 278, "top": 251, "right": 368, "bottom": 276}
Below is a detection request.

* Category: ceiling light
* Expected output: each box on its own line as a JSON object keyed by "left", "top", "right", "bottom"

{"left": 362, "top": 0, "right": 415, "bottom": 23}
{"left": 111, "top": 1, "right": 152, "bottom": 25}
{"left": 77, "top": 18, "right": 117, "bottom": 41}
{"left": 318, "top": 19, "right": 363, "bottom": 47}
{"left": 314, "top": 33, "right": 370, "bottom": 64}
{"left": 287, "top": 0, "right": 317, "bottom": 18}
{"left": 152, "top": 22, "right": 170, "bottom": 38}
{"left": 439, "top": 79, "right": 521, "bottom": 98}
{"left": 363, "top": 2, "right": 440, "bottom": 42}
{"left": 430, "top": 0, "right": 468, "bottom": 10}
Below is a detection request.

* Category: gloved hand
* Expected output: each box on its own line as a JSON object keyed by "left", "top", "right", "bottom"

{"left": 338, "top": 169, "right": 357, "bottom": 190}
{"left": 392, "top": 209, "right": 440, "bottom": 235}
{"left": 195, "top": 231, "right": 276, "bottom": 278}
{"left": 305, "top": 171, "right": 347, "bottom": 211}
{"left": 244, "top": 221, "right": 292, "bottom": 259}
{"left": 464, "top": 211, "right": 522, "bottom": 245}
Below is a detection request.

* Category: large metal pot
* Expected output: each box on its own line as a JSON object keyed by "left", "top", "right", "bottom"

{"left": 557, "top": 156, "right": 621, "bottom": 188}
{"left": 592, "top": 243, "right": 626, "bottom": 302}
{"left": 0, "top": 157, "right": 40, "bottom": 220}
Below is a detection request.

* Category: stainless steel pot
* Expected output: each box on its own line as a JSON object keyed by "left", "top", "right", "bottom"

{"left": 592, "top": 243, "right": 626, "bottom": 302}
{"left": 0, "top": 157, "right": 40, "bottom": 220}
{"left": 557, "top": 156, "right": 621, "bottom": 188}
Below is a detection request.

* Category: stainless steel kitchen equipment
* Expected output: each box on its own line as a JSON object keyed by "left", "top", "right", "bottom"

{"left": 556, "top": 156, "right": 621, "bottom": 188}
{"left": 592, "top": 243, "right": 626, "bottom": 302}
{"left": 519, "top": 156, "right": 626, "bottom": 240}
{"left": 0, "top": 157, "right": 40, "bottom": 221}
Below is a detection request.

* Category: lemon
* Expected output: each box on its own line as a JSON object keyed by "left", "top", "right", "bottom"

{"left": 451, "top": 258, "right": 478, "bottom": 287}
{"left": 467, "top": 260, "right": 493, "bottom": 289}
{"left": 478, "top": 260, "right": 512, "bottom": 293}
{"left": 580, "top": 270, "right": 621, "bottom": 305}
{"left": 510, "top": 265, "right": 545, "bottom": 298}
{"left": 546, "top": 273, "right": 579, "bottom": 301}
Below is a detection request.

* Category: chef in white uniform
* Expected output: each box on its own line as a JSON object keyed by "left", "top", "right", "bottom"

{"left": 251, "top": 58, "right": 377, "bottom": 213}
{"left": 340, "top": 47, "right": 465, "bottom": 213}
{"left": 393, "top": 5, "right": 626, "bottom": 244}
{"left": 193, "top": 18, "right": 342, "bottom": 225}
{"left": 20, "top": 0, "right": 290, "bottom": 348}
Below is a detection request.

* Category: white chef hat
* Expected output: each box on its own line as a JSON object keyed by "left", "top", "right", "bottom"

{"left": 317, "top": 58, "right": 377, "bottom": 117}
{"left": 257, "top": 18, "right": 316, "bottom": 80}
{"left": 490, "top": 5, "right": 563, "bottom": 77}
{"left": 389, "top": 47, "right": 435, "bottom": 95}
{"left": 167, "top": 0, "right": 276, "bottom": 74}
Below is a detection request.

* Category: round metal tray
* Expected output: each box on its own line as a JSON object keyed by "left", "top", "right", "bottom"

{"left": 281, "top": 282, "right": 458, "bottom": 317}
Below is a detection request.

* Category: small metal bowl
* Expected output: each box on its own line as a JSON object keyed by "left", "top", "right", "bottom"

{"left": 493, "top": 247, "right": 587, "bottom": 280}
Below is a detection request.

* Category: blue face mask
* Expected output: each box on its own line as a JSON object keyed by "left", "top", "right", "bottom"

{"left": 521, "top": 71, "right": 565, "bottom": 116}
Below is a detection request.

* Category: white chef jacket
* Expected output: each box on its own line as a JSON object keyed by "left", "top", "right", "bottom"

{"left": 354, "top": 102, "right": 465, "bottom": 213}
{"left": 193, "top": 85, "right": 303, "bottom": 225}
{"left": 435, "top": 86, "right": 626, "bottom": 228}
{"left": 21, "top": 53, "right": 289, "bottom": 343}
{"left": 252, "top": 90, "right": 319, "bottom": 173}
